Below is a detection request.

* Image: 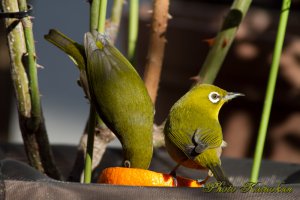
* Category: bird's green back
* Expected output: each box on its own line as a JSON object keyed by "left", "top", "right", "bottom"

{"left": 84, "top": 32, "right": 154, "bottom": 169}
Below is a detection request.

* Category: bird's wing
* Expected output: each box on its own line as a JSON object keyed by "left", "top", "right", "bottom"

{"left": 167, "top": 126, "right": 222, "bottom": 160}
{"left": 184, "top": 128, "right": 222, "bottom": 159}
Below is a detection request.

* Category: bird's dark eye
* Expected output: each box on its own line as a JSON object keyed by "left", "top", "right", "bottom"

{"left": 208, "top": 92, "right": 220, "bottom": 103}
{"left": 211, "top": 93, "right": 218, "bottom": 99}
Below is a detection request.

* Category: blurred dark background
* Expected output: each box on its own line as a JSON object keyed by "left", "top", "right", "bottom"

{"left": 1, "top": 0, "right": 300, "bottom": 164}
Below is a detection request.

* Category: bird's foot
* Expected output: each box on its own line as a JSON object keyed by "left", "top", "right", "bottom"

{"left": 123, "top": 160, "right": 131, "bottom": 168}
{"left": 208, "top": 170, "right": 214, "bottom": 177}
{"left": 197, "top": 175, "right": 210, "bottom": 185}
{"left": 169, "top": 170, "right": 178, "bottom": 187}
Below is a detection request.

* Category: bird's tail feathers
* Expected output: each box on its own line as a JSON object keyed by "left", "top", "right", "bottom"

{"left": 208, "top": 164, "right": 233, "bottom": 187}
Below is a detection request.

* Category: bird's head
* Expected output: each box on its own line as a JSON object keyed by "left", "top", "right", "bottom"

{"left": 187, "top": 84, "right": 244, "bottom": 117}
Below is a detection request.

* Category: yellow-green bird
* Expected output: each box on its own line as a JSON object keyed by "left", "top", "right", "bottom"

{"left": 84, "top": 31, "right": 154, "bottom": 169}
{"left": 164, "top": 84, "right": 243, "bottom": 186}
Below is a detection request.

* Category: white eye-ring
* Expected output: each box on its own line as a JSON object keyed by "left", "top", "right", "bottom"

{"left": 208, "top": 92, "right": 221, "bottom": 103}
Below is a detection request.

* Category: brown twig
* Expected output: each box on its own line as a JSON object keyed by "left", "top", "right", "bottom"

{"left": 143, "top": 0, "right": 170, "bottom": 104}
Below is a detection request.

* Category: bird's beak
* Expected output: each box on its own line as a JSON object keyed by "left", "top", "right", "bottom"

{"left": 223, "top": 92, "right": 245, "bottom": 101}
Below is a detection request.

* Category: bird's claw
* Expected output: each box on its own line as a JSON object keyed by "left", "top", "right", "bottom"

{"left": 170, "top": 170, "right": 178, "bottom": 187}
{"left": 124, "top": 160, "right": 131, "bottom": 168}
{"left": 197, "top": 175, "right": 210, "bottom": 185}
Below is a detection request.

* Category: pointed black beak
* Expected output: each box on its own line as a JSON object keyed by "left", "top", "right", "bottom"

{"left": 223, "top": 92, "right": 245, "bottom": 101}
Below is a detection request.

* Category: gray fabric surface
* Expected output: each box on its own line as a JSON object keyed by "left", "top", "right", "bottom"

{"left": 2, "top": 180, "right": 299, "bottom": 200}
{"left": 0, "top": 144, "right": 299, "bottom": 199}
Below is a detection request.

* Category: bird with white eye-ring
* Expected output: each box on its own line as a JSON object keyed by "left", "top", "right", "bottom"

{"left": 164, "top": 84, "right": 244, "bottom": 186}
{"left": 208, "top": 92, "right": 221, "bottom": 104}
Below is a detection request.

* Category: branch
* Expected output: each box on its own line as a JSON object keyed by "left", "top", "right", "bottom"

{"left": 143, "top": 0, "right": 170, "bottom": 104}
{"left": 18, "top": 0, "right": 62, "bottom": 180}
{"left": 2, "top": 0, "right": 62, "bottom": 179}
{"left": 152, "top": 123, "right": 165, "bottom": 148}
{"left": 197, "top": 0, "right": 252, "bottom": 84}
{"left": 2, "top": 0, "right": 39, "bottom": 171}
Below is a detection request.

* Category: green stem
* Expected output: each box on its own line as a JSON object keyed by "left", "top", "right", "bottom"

{"left": 111, "top": 0, "right": 123, "bottom": 23}
{"left": 84, "top": 0, "right": 107, "bottom": 184}
{"left": 128, "top": 0, "right": 139, "bottom": 61}
{"left": 198, "top": 0, "right": 252, "bottom": 84}
{"left": 98, "top": 0, "right": 108, "bottom": 33}
{"left": 250, "top": 0, "right": 291, "bottom": 182}
{"left": 108, "top": 0, "right": 124, "bottom": 44}
{"left": 2, "top": 0, "right": 62, "bottom": 179}
{"left": 18, "top": 0, "right": 40, "bottom": 129}
{"left": 90, "top": 0, "right": 100, "bottom": 32}
{"left": 2, "top": 0, "right": 31, "bottom": 117}
{"left": 18, "top": 0, "right": 62, "bottom": 180}
{"left": 2, "top": 0, "right": 43, "bottom": 172}
{"left": 84, "top": 105, "right": 96, "bottom": 183}
{"left": 71, "top": 1, "right": 124, "bottom": 182}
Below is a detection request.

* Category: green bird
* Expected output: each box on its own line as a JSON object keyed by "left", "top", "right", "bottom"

{"left": 164, "top": 84, "right": 243, "bottom": 186}
{"left": 84, "top": 31, "right": 154, "bottom": 169}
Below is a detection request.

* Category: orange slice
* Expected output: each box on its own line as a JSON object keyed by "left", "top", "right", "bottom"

{"left": 98, "top": 167, "right": 203, "bottom": 187}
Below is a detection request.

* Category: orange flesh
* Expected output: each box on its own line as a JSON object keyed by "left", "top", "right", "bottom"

{"left": 98, "top": 167, "right": 203, "bottom": 187}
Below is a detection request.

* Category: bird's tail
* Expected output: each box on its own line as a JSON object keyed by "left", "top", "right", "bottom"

{"left": 208, "top": 163, "right": 233, "bottom": 186}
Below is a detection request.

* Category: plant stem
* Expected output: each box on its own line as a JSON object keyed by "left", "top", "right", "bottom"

{"left": 90, "top": 0, "right": 100, "bottom": 31}
{"left": 107, "top": 0, "right": 124, "bottom": 44}
{"left": 250, "top": 0, "right": 291, "bottom": 183}
{"left": 84, "top": 105, "right": 96, "bottom": 183}
{"left": 2, "top": 0, "right": 31, "bottom": 118}
{"left": 143, "top": 0, "right": 170, "bottom": 104}
{"left": 2, "top": 0, "right": 40, "bottom": 171}
{"left": 98, "top": 0, "right": 108, "bottom": 33}
{"left": 128, "top": 0, "right": 138, "bottom": 61}
{"left": 2, "top": 0, "right": 62, "bottom": 179}
{"left": 83, "top": 0, "right": 108, "bottom": 184}
{"left": 18, "top": 0, "right": 40, "bottom": 130}
{"left": 81, "top": 0, "right": 124, "bottom": 180}
{"left": 18, "top": 0, "right": 62, "bottom": 180}
{"left": 198, "top": 0, "right": 252, "bottom": 84}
